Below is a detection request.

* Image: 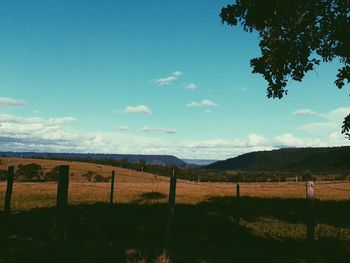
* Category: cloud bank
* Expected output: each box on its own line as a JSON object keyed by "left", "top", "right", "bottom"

{"left": 1, "top": 107, "right": 349, "bottom": 159}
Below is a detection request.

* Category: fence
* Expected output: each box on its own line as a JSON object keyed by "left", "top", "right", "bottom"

{"left": 2, "top": 164, "right": 350, "bottom": 260}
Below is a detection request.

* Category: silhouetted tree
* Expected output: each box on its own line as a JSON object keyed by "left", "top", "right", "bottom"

{"left": 120, "top": 158, "right": 130, "bottom": 168}
{"left": 0, "top": 169, "right": 7, "bottom": 181}
{"left": 44, "top": 166, "right": 60, "bottom": 181}
{"left": 15, "top": 163, "right": 43, "bottom": 181}
{"left": 221, "top": 0, "right": 350, "bottom": 138}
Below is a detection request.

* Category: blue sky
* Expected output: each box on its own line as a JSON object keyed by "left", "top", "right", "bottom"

{"left": 0, "top": 0, "right": 349, "bottom": 159}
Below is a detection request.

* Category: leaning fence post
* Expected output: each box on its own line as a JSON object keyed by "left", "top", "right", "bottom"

{"left": 53, "top": 165, "right": 69, "bottom": 244}
{"left": 164, "top": 169, "right": 177, "bottom": 256}
{"left": 236, "top": 183, "right": 240, "bottom": 224}
{"left": 4, "top": 166, "right": 15, "bottom": 216}
{"left": 110, "top": 170, "right": 115, "bottom": 207}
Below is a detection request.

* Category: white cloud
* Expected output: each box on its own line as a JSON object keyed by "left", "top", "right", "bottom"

{"left": 275, "top": 133, "right": 306, "bottom": 147}
{"left": 293, "top": 107, "right": 350, "bottom": 120}
{"left": 118, "top": 126, "right": 129, "bottom": 132}
{"left": 153, "top": 71, "right": 182, "bottom": 86}
{"left": 180, "top": 139, "right": 235, "bottom": 149}
{"left": 274, "top": 133, "right": 325, "bottom": 148}
{"left": 178, "top": 135, "right": 274, "bottom": 159}
{"left": 172, "top": 71, "right": 182, "bottom": 77}
{"left": 50, "top": 117, "right": 77, "bottom": 124}
{"left": 185, "top": 83, "right": 197, "bottom": 91}
{"left": 322, "top": 107, "right": 350, "bottom": 122}
{"left": 0, "top": 114, "right": 79, "bottom": 150}
{"left": 1, "top": 112, "right": 349, "bottom": 160}
{"left": 0, "top": 97, "right": 27, "bottom": 107}
{"left": 247, "top": 133, "right": 268, "bottom": 147}
{"left": 141, "top": 126, "right": 178, "bottom": 134}
{"left": 297, "top": 122, "right": 338, "bottom": 134}
{"left": 328, "top": 131, "right": 349, "bottom": 145}
{"left": 186, "top": 99, "right": 218, "bottom": 108}
{"left": 164, "top": 128, "right": 178, "bottom": 134}
{"left": 233, "top": 87, "right": 247, "bottom": 92}
{"left": 141, "top": 126, "right": 160, "bottom": 132}
{"left": 292, "top": 108, "right": 318, "bottom": 116}
{"left": 124, "top": 105, "right": 152, "bottom": 114}
{"left": 296, "top": 107, "right": 350, "bottom": 134}
{"left": 154, "top": 76, "right": 177, "bottom": 86}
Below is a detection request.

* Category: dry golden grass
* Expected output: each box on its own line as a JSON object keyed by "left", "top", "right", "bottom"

{"left": 0, "top": 157, "right": 165, "bottom": 182}
{"left": 0, "top": 158, "right": 350, "bottom": 211}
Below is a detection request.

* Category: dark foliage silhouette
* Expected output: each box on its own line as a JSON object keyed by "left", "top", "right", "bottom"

{"left": 221, "top": 0, "right": 350, "bottom": 137}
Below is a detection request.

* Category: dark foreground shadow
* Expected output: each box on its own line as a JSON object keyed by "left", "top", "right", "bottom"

{"left": 1, "top": 197, "right": 350, "bottom": 263}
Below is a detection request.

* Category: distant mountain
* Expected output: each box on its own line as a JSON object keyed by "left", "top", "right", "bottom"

{"left": 206, "top": 146, "right": 350, "bottom": 173}
{"left": 183, "top": 159, "right": 219, "bottom": 166}
{"left": 0, "top": 152, "right": 187, "bottom": 167}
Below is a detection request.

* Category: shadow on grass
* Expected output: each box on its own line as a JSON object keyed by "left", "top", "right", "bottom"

{"left": 1, "top": 196, "right": 350, "bottom": 263}
{"left": 135, "top": 191, "right": 167, "bottom": 204}
{"left": 204, "top": 196, "right": 350, "bottom": 227}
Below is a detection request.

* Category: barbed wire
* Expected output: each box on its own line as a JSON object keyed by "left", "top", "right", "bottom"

{"left": 7, "top": 183, "right": 350, "bottom": 205}
{"left": 3, "top": 163, "right": 350, "bottom": 207}
{"left": 6, "top": 184, "right": 350, "bottom": 213}
{"left": 5, "top": 178, "right": 350, "bottom": 193}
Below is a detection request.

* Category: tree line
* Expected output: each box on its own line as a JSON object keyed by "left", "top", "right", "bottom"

{"left": 1, "top": 157, "right": 349, "bottom": 183}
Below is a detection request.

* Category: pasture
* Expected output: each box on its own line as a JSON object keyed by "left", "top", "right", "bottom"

{"left": 1, "top": 158, "right": 350, "bottom": 262}
{"left": 1, "top": 158, "right": 350, "bottom": 211}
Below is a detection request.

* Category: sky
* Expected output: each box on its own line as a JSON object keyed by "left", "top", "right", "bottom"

{"left": 0, "top": 0, "right": 349, "bottom": 160}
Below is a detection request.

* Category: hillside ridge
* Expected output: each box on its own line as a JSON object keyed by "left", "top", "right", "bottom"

{"left": 0, "top": 152, "right": 186, "bottom": 167}
{"left": 206, "top": 146, "right": 350, "bottom": 173}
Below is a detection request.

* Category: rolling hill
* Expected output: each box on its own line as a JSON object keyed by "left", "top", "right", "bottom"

{"left": 0, "top": 152, "right": 187, "bottom": 167}
{"left": 0, "top": 157, "right": 162, "bottom": 183}
{"left": 206, "top": 146, "right": 350, "bottom": 173}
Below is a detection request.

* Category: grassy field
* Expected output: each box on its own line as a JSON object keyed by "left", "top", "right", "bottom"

{"left": 1, "top": 158, "right": 350, "bottom": 212}
{"left": 1, "top": 158, "right": 350, "bottom": 262}
{"left": 2, "top": 180, "right": 350, "bottom": 212}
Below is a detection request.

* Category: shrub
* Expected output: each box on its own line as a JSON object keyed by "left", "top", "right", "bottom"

{"left": 82, "top": 170, "right": 95, "bottom": 182}
{"left": 0, "top": 169, "right": 7, "bottom": 181}
{"left": 93, "top": 174, "right": 109, "bottom": 182}
{"left": 44, "top": 166, "right": 60, "bottom": 181}
{"left": 15, "top": 163, "right": 43, "bottom": 181}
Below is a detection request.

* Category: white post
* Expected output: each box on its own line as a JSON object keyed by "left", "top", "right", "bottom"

{"left": 306, "top": 181, "right": 315, "bottom": 200}
{"left": 306, "top": 181, "right": 315, "bottom": 249}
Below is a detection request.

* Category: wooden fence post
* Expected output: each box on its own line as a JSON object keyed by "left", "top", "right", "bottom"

{"left": 4, "top": 166, "right": 14, "bottom": 216}
{"left": 110, "top": 170, "right": 115, "bottom": 207}
{"left": 306, "top": 181, "right": 315, "bottom": 242}
{"left": 236, "top": 183, "right": 240, "bottom": 224}
{"left": 53, "top": 165, "right": 69, "bottom": 244}
{"left": 306, "top": 181, "right": 315, "bottom": 262}
{"left": 56, "top": 165, "right": 69, "bottom": 209}
{"left": 164, "top": 169, "right": 177, "bottom": 256}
